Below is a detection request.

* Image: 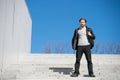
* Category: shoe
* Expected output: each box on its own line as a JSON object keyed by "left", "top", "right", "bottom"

{"left": 89, "top": 74, "right": 95, "bottom": 77}
{"left": 71, "top": 72, "right": 79, "bottom": 77}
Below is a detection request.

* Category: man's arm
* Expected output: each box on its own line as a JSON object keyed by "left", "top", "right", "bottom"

{"left": 72, "top": 29, "right": 78, "bottom": 50}
{"left": 87, "top": 28, "right": 95, "bottom": 40}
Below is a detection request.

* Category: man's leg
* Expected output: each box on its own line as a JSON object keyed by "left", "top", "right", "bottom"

{"left": 74, "top": 46, "right": 83, "bottom": 74}
{"left": 71, "top": 46, "right": 83, "bottom": 77}
{"left": 84, "top": 46, "right": 95, "bottom": 77}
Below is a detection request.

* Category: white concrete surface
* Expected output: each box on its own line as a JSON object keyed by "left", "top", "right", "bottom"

{"left": 0, "top": 0, "right": 32, "bottom": 68}
{"left": 0, "top": 54, "right": 120, "bottom": 80}
{"left": 0, "top": 0, "right": 120, "bottom": 80}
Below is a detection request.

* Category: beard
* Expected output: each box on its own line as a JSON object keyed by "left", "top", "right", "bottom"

{"left": 81, "top": 24, "right": 85, "bottom": 27}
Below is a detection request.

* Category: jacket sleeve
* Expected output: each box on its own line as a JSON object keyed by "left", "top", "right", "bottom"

{"left": 72, "top": 29, "right": 77, "bottom": 50}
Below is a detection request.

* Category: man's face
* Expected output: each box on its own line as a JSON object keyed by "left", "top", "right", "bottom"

{"left": 80, "top": 20, "right": 86, "bottom": 27}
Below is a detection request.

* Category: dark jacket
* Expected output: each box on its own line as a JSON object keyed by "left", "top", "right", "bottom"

{"left": 72, "top": 26, "right": 95, "bottom": 50}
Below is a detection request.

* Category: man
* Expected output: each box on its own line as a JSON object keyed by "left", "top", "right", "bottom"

{"left": 71, "top": 18, "right": 95, "bottom": 77}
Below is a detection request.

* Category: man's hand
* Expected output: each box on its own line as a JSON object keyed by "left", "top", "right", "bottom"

{"left": 88, "top": 31, "right": 92, "bottom": 36}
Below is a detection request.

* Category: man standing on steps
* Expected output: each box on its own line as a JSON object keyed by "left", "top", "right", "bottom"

{"left": 71, "top": 18, "right": 96, "bottom": 77}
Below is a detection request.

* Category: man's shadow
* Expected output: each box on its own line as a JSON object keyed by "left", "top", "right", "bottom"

{"left": 49, "top": 67, "right": 73, "bottom": 75}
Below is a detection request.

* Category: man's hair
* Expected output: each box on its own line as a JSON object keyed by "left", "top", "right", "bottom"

{"left": 79, "top": 18, "right": 87, "bottom": 23}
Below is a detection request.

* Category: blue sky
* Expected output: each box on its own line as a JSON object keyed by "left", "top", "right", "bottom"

{"left": 26, "top": 0, "right": 120, "bottom": 53}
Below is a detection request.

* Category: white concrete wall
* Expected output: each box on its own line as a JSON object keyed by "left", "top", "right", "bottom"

{"left": 0, "top": 0, "right": 32, "bottom": 69}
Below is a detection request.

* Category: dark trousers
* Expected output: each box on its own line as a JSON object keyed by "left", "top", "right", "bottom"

{"left": 74, "top": 45, "right": 94, "bottom": 75}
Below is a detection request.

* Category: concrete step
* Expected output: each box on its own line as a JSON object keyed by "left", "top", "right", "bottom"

{"left": 0, "top": 54, "right": 120, "bottom": 80}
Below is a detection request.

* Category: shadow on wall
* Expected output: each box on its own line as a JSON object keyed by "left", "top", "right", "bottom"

{"left": 49, "top": 67, "right": 73, "bottom": 75}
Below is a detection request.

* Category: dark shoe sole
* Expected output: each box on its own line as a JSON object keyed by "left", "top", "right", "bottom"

{"left": 89, "top": 74, "right": 95, "bottom": 77}
{"left": 70, "top": 73, "right": 79, "bottom": 77}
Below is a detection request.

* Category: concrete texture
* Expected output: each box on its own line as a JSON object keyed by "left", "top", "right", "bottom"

{"left": 0, "top": 0, "right": 32, "bottom": 68}
{"left": 0, "top": 54, "right": 120, "bottom": 80}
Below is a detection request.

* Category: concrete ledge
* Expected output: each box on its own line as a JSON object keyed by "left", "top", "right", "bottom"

{"left": 18, "top": 54, "right": 120, "bottom": 65}
{"left": 0, "top": 54, "right": 119, "bottom": 80}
